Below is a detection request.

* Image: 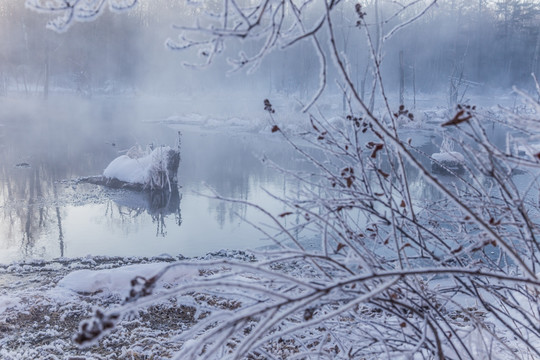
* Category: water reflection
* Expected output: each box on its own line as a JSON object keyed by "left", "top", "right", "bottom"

{"left": 107, "top": 187, "right": 182, "bottom": 237}
{"left": 0, "top": 97, "right": 135, "bottom": 261}
{"left": 2, "top": 97, "right": 482, "bottom": 264}
{"left": 0, "top": 96, "right": 312, "bottom": 263}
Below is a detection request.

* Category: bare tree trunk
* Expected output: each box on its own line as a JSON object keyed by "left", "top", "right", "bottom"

{"left": 532, "top": 32, "right": 540, "bottom": 77}
{"left": 22, "top": 19, "right": 30, "bottom": 96}
{"left": 399, "top": 50, "right": 405, "bottom": 106}
{"left": 412, "top": 59, "right": 416, "bottom": 109}
{"left": 0, "top": 71, "right": 5, "bottom": 96}
{"left": 369, "top": 0, "right": 381, "bottom": 112}
{"left": 44, "top": 41, "right": 50, "bottom": 100}
{"left": 52, "top": 179, "right": 64, "bottom": 257}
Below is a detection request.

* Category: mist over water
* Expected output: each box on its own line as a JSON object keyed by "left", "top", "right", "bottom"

{"left": 0, "top": 96, "right": 322, "bottom": 263}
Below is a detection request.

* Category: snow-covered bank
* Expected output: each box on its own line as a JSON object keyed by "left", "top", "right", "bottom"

{"left": 0, "top": 251, "right": 253, "bottom": 359}
{"left": 154, "top": 91, "right": 522, "bottom": 139}
{"left": 1, "top": 250, "right": 534, "bottom": 360}
{"left": 58, "top": 262, "right": 196, "bottom": 297}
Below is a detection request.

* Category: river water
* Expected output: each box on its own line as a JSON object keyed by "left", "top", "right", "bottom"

{"left": 3, "top": 96, "right": 533, "bottom": 265}
{"left": 0, "top": 96, "right": 314, "bottom": 263}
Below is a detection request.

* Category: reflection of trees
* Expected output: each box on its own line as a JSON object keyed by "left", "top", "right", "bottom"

{"left": 0, "top": 96, "right": 189, "bottom": 261}
{"left": 104, "top": 187, "right": 182, "bottom": 237}
{"left": 181, "top": 133, "right": 260, "bottom": 228}
{"left": 147, "top": 187, "right": 182, "bottom": 236}
{"left": 0, "top": 99, "right": 133, "bottom": 260}
{"left": 3, "top": 164, "right": 56, "bottom": 258}
{"left": 181, "top": 131, "right": 317, "bottom": 229}
{"left": 148, "top": 187, "right": 183, "bottom": 236}
{"left": 1, "top": 129, "right": 105, "bottom": 259}
{"left": 1, "top": 159, "right": 74, "bottom": 259}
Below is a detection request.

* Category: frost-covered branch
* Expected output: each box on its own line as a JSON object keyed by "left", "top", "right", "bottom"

{"left": 25, "top": 0, "right": 137, "bottom": 32}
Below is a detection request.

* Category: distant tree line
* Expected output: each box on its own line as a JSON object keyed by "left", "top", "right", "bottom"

{"left": 2, "top": 0, "right": 539, "bottom": 97}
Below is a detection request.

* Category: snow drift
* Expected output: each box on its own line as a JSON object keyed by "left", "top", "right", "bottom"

{"left": 57, "top": 262, "right": 197, "bottom": 298}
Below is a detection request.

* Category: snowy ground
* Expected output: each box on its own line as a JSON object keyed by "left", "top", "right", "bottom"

{"left": 0, "top": 251, "right": 254, "bottom": 359}
{"left": 0, "top": 252, "right": 532, "bottom": 360}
